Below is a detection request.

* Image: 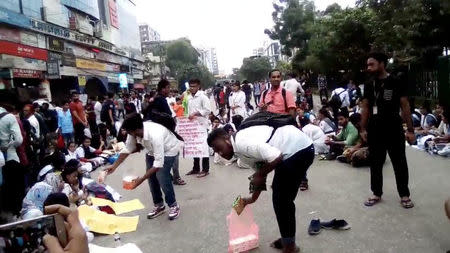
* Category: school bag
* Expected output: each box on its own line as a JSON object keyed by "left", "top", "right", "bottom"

{"left": 329, "top": 89, "right": 346, "bottom": 108}
{"left": 238, "top": 111, "right": 297, "bottom": 142}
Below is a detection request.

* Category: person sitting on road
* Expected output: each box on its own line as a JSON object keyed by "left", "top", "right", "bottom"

{"left": 316, "top": 108, "right": 337, "bottom": 135}
{"left": 75, "top": 136, "right": 105, "bottom": 169}
{"left": 207, "top": 124, "right": 314, "bottom": 253}
{"left": 299, "top": 117, "right": 329, "bottom": 154}
{"left": 61, "top": 159, "right": 91, "bottom": 206}
{"left": 325, "top": 111, "right": 360, "bottom": 160}
{"left": 65, "top": 141, "right": 93, "bottom": 176}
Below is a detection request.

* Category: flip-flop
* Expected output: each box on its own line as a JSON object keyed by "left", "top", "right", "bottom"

{"left": 364, "top": 197, "right": 381, "bottom": 207}
{"left": 299, "top": 181, "right": 308, "bottom": 191}
{"left": 400, "top": 199, "right": 414, "bottom": 209}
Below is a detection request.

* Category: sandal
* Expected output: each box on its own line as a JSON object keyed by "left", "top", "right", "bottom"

{"left": 173, "top": 178, "right": 186, "bottom": 185}
{"left": 400, "top": 198, "right": 414, "bottom": 209}
{"left": 299, "top": 181, "right": 308, "bottom": 191}
{"left": 364, "top": 197, "right": 381, "bottom": 207}
{"left": 270, "top": 238, "right": 283, "bottom": 250}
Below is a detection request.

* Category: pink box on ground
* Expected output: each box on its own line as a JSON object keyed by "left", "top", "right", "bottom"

{"left": 227, "top": 206, "right": 259, "bottom": 253}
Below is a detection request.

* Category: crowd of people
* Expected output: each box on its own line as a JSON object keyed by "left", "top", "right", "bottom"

{"left": 0, "top": 51, "right": 449, "bottom": 252}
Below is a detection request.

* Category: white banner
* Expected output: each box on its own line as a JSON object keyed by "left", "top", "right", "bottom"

{"left": 176, "top": 117, "right": 209, "bottom": 158}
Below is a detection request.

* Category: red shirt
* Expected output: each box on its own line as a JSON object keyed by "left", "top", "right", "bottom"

{"left": 259, "top": 85, "right": 296, "bottom": 114}
{"left": 219, "top": 91, "right": 225, "bottom": 104}
{"left": 69, "top": 101, "right": 86, "bottom": 124}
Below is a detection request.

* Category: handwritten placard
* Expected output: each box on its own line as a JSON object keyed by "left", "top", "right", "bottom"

{"left": 176, "top": 117, "right": 209, "bottom": 158}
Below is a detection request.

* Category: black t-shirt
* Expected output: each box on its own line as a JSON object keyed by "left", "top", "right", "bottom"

{"left": 363, "top": 74, "right": 407, "bottom": 118}
{"left": 143, "top": 94, "right": 172, "bottom": 121}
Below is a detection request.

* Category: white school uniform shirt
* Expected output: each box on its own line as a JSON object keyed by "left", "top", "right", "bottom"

{"left": 94, "top": 101, "right": 102, "bottom": 124}
{"left": 229, "top": 90, "right": 247, "bottom": 119}
{"left": 187, "top": 90, "right": 212, "bottom": 128}
{"left": 75, "top": 146, "right": 96, "bottom": 158}
{"left": 283, "top": 78, "right": 304, "bottom": 100}
{"left": 28, "top": 114, "right": 40, "bottom": 137}
{"left": 302, "top": 124, "right": 326, "bottom": 143}
{"left": 331, "top": 88, "right": 350, "bottom": 108}
{"left": 319, "top": 120, "right": 335, "bottom": 134}
{"left": 232, "top": 125, "right": 313, "bottom": 167}
{"left": 65, "top": 150, "right": 79, "bottom": 162}
{"left": 121, "top": 122, "right": 181, "bottom": 168}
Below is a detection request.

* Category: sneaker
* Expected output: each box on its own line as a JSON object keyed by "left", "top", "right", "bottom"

{"left": 147, "top": 206, "right": 166, "bottom": 219}
{"left": 320, "top": 219, "right": 351, "bottom": 230}
{"left": 168, "top": 205, "right": 180, "bottom": 220}
{"left": 336, "top": 155, "right": 347, "bottom": 163}
{"left": 186, "top": 170, "right": 200, "bottom": 175}
{"left": 308, "top": 219, "right": 321, "bottom": 235}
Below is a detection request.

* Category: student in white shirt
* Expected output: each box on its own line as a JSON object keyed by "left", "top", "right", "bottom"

{"left": 207, "top": 125, "right": 314, "bottom": 252}
{"left": 229, "top": 82, "right": 247, "bottom": 121}
{"left": 185, "top": 79, "right": 212, "bottom": 178}
{"left": 23, "top": 104, "right": 40, "bottom": 137}
{"left": 300, "top": 117, "right": 329, "bottom": 154}
{"left": 283, "top": 73, "right": 304, "bottom": 103}
{"left": 105, "top": 113, "right": 181, "bottom": 220}
{"left": 94, "top": 97, "right": 103, "bottom": 125}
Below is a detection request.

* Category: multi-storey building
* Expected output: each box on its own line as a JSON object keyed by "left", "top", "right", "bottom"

{"left": 0, "top": 0, "right": 144, "bottom": 104}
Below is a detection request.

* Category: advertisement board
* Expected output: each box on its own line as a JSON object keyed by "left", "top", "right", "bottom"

{"left": 0, "top": 41, "right": 48, "bottom": 61}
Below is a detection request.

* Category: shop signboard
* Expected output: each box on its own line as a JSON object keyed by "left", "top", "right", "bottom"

{"left": 78, "top": 76, "right": 87, "bottom": 86}
{"left": 47, "top": 52, "right": 61, "bottom": 79}
{"left": 12, "top": 69, "right": 43, "bottom": 79}
{"left": 0, "top": 55, "right": 47, "bottom": 71}
{"left": 0, "top": 41, "right": 48, "bottom": 61}
{"left": 0, "top": 7, "right": 32, "bottom": 29}
{"left": 20, "top": 31, "right": 46, "bottom": 49}
{"left": 132, "top": 69, "right": 143, "bottom": 80}
{"left": 76, "top": 58, "right": 106, "bottom": 71}
{"left": 48, "top": 37, "right": 65, "bottom": 52}
{"left": 0, "top": 27, "right": 20, "bottom": 43}
{"left": 109, "top": 0, "right": 119, "bottom": 28}
{"left": 62, "top": 53, "right": 76, "bottom": 67}
{"left": 105, "top": 63, "right": 120, "bottom": 72}
{"left": 119, "top": 73, "right": 128, "bottom": 88}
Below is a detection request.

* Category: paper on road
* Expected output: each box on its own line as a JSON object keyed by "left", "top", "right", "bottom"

{"left": 78, "top": 205, "right": 139, "bottom": 234}
{"left": 89, "top": 243, "right": 143, "bottom": 253}
{"left": 90, "top": 197, "right": 145, "bottom": 214}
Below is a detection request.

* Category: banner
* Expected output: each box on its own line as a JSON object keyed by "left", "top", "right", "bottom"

{"left": 0, "top": 41, "right": 48, "bottom": 61}
{"left": 76, "top": 58, "right": 106, "bottom": 71}
{"left": 176, "top": 117, "right": 209, "bottom": 158}
{"left": 12, "top": 69, "right": 43, "bottom": 78}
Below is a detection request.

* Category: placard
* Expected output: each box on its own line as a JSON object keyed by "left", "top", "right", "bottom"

{"left": 176, "top": 117, "right": 209, "bottom": 158}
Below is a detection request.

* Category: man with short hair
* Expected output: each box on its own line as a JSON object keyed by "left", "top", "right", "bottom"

{"left": 69, "top": 92, "right": 88, "bottom": 144}
{"left": 185, "top": 79, "right": 212, "bottom": 178}
{"left": 325, "top": 111, "right": 360, "bottom": 160}
{"left": 101, "top": 92, "right": 117, "bottom": 137}
{"left": 94, "top": 96, "right": 103, "bottom": 126}
{"left": 105, "top": 113, "right": 181, "bottom": 220}
{"left": 259, "top": 70, "right": 296, "bottom": 117}
{"left": 360, "top": 52, "right": 416, "bottom": 208}
{"left": 23, "top": 104, "right": 40, "bottom": 138}
{"left": 317, "top": 74, "right": 328, "bottom": 102}
{"left": 283, "top": 73, "right": 304, "bottom": 105}
{"left": 208, "top": 125, "right": 314, "bottom": 253}
{"left": 229, "top": 81, "right": 247, "bottom": 122}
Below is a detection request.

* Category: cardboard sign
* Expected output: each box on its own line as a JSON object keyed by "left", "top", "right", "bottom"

{"left": 176, "top": 117, "right": 209, "bottom": 158}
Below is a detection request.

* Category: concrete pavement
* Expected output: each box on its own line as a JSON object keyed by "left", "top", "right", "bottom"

{"left": 91, "top": 147, "right": 450, "bottom": 253}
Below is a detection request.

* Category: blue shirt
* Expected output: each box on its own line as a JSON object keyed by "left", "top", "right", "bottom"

{"left": 58, "top": 110, "right": 74, "bottom": 134}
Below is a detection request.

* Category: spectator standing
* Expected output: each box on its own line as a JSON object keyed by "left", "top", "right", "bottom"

{"left": 117, "top": 95, "right": 124, "bottom": 119}
{"left": 94, "top": 96, "right": 103, "bottom": 126}
{"left": 57, "top": 101, "right": 74, "bottom": 146}
{"left": 229, "top": 82, "right": 247, "bottom": 122}
{"left": 0, "top": 93, "right": 24, "bottom": 217}
{"left": 360, "top": 52, "right": 415, "bottom": 209}
{"left": 318, "top": 74, "right": 328, "bottom": 102}
{"left": 69, "top": 92, "right": 88, "bottom": 144}
{"left": 173, "top": 97, "right": 185, "bottom": 118}
{"left": 283, "top": 73, "right": 305, "bottom": 105}
{"left": 185, "top": 79, "right": 212, "bottom": 178}
{"left": 101, "top": 92, "right": 117, "bottom": 137}
{"left": 40, "top": 103, "right": 58, "bottom": 132}
{"left": 329, "top": 86, "right": 350, "bottom": 124}
{"left": 124, "top": 95, "right": 137, "bottom": 115}
{"left": 253, "top": 82, "right": 262, "bottom": 105}
{"left": 23, "top": 104, "right": 40, "bottom": 138}
{"left": 242, "top": 80, "right": 252, "bottom": 104}
{"left": 259, "top": 69, "right": 296, "bottom": 117}
{"left": 131, "top": 92, "right": 142, "bottom": 114}
{"left": 86, "top": 97, "right": 97, "bottom": 134}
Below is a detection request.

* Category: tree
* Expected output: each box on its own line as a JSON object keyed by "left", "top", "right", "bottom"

{"left": 239, "top": 57, "right": 272, "bottom": 82}
{"left": 275, "top": 60, "right": 292, "bottom": 75}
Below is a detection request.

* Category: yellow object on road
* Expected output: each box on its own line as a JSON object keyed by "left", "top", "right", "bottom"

{"left": 78, "top": 205, "right": 139, "bottom": 234}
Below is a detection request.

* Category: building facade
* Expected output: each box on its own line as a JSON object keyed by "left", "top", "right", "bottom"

{"left": 197, "top": 47, "right": 219, "bottom": 76}
{"left": 0, "top": 0, "right": 144, "bottom": 104}
{"left": 139, "top": 24, "right": 160, "bottom": 43}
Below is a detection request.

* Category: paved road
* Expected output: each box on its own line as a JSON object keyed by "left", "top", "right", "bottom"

{"left": 91, "top": 146, "right": 450, "bottom": 253}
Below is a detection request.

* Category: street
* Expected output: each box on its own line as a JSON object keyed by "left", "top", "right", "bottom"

{"left": 92, "top": 146, "right": 450, "bottom": 253}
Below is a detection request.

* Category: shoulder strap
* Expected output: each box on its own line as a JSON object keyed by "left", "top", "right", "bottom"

{"left": 262, "top": 89, "right": 268, "bottom": 104}
{"left": 281, "top": 88, "right": 288, "bottom": 112}
{"left": 0, "top": 112, "right": 9, "bottom": 120}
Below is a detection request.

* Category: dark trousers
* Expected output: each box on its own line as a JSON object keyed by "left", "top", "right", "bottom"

{"left": 117, "top": 109, "right": 124, "bottom": 119}
{"left": 319, "top": 88, "right": 328, "bottom": 102}
{"left": 193, "top": 157, "right": 209, "bottom": 172}
{"left": 272, "top": 145, "right": 315, "bottom": 243}
{"left": 254, "top": 95, "right": 261, "bottom": 105}
{"left": 368, "top": 117, "right": 410, "bottom": 198}
{"left": 106, "top": 120, "right": 117, "bottom": 137}
{"left": 0, "top": 160, "right": 25, "bottom": 215}
{"left": 74, "top": 122, "right": 85, "bottom": 144}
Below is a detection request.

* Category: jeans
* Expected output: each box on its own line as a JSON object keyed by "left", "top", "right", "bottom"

{"left": 193, "top": 157, "right": 209, "bottom": 172}
{"left": 368, "top": 116, "right": 410, "bottom": 198}
{"left": 272, "top": 145, "right": 314, "bottom": 245}
{"left": 62, "top": 133, "right": 74, "bottom": 146}
{"left": 172, "top": 153, "right": 180, "bottom": 179}
{"left": 146, "top": 155, "right": 177, "bottom": 207}
{"left": 74, "top": 122, "right": 85, "bottom": 145}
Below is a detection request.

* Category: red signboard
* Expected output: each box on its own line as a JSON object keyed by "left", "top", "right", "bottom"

{"left": 109, "top": 0, "right": 119, "bottom": 29}
{"left": 12, "top": 69, "right": 43, "bottom": 79}
{"left": 0, "top": 41, "right": 48, "bottom": 61}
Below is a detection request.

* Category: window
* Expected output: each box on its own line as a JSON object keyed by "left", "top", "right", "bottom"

{"left": 22, "top": 0, "right": 43, "bottom": 19}
{"left": 0, "top": 0, "right": 20, "bottom": 13}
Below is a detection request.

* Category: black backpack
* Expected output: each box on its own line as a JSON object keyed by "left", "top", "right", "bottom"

{"left": 261, "top": 88, "right": 288, "bottom": 112}
{"left": 238, "top": 111, "right": 297, "bottom": 142}
{"left": 329, "top": 89, "right": 346, "bottom": 108}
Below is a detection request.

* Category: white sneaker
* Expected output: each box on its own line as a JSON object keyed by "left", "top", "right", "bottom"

{"left": 168, "top": 205, "right": 180, "bottom": 220}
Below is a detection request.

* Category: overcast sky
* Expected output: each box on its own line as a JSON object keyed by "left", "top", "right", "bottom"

{"left": 135, "top": 0, "right": 355, "bottom": 75}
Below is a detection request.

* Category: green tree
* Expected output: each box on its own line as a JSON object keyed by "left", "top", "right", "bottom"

{"left": 275, "top": 60, "right": 292, "bottom": 75}
{"left": 239, "top": 57, "right": 272, "bottom": 82}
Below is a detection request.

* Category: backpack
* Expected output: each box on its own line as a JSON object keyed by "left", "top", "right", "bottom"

{"left": 238, "top": 111, "right": 297, "bottom": 143}
{"left": 329, "top": 89, "right": 346, "bottom": 109}
{"left": 262, "top": 88, "right": 288, "bottom": 113}
{"left": 323, "top": 117, "right": 338, "bottom": 134}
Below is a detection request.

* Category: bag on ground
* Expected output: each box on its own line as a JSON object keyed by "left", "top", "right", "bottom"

{"left": 227, "top": 206, "right": 259, "bottom": 253}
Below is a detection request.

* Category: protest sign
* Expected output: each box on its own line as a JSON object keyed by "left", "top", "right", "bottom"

{"left": 176, "top": 117, "right": 209, "bottom": 158}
